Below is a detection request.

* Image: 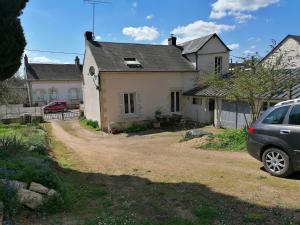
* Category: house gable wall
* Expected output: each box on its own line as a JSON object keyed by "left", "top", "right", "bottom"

{"left": 82, "top": 42, "right": 101, "bottom": 125}
{"left": 184, "top": 37, "right": 230, "bottom": 76}
{"left": 263, "top": 37, "right": 300, "bottom": 69}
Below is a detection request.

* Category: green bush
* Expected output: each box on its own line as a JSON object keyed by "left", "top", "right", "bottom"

{"left": 200, "top": 129, "right": 247, "bottom": 151}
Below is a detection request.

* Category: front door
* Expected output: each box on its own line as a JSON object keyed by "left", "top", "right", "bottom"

{"left": 208, "top": 99, "right": 215, "bottom": 123}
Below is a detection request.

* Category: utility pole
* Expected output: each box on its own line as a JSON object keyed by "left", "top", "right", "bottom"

{"left": 84, "top": 0, "right": 111, "bottom": 39}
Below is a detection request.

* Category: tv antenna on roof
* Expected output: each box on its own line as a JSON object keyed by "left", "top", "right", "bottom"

{"left": 84, "top": 0, "right": 111, "bottom": 39}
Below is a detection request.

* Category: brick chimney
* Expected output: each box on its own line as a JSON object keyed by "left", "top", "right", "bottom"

{"left": 168, "top": 34, "right": 177, "bottom": 46}
{"left": 24, "top": 54, "right": 29, "bottom": 67}
{"left": 85, "top": 31, "right": 93, "bottom": 41}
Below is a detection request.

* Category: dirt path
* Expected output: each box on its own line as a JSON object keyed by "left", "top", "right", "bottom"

{"left": 51, "top": 120, "right": 300, "bottom": 209}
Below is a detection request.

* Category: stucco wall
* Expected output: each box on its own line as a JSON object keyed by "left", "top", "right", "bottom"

{"left": 29, "top": 80, "right": 82, "bottom": 106}
{"left": 263, "top": 38, "right": 300, "bottom": 69}
{"left": 82, "top": 42, "right": 101, "bottom": 125}
{"left": 100, "top": 71, "right": 197, "bottom": 130}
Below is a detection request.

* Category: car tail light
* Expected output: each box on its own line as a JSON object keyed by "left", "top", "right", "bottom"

{"left": 248, "top": 127, "right": 255, "bottom": 134}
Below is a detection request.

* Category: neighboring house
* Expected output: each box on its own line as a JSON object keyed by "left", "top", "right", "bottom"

{"left": 24, "top": 55, "right": 83, "bottom": 107}
{"left": 82, "top": 31, "right": 231, "bottom": 131}
{"left": 261, "top": 35, "right": 300, "bottom": 69}
{"left": 189, "top": 35, "right": 300, "bottom": 129}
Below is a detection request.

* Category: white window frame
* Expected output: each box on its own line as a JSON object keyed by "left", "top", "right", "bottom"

{"left": 123, "top": 92, "right": 136, "bottom": 115}
{"left": 215, "top": 56, "right": 223, "bottom": 75}
{"left": 171, "top": 91, "right": 180, "bottom": 113}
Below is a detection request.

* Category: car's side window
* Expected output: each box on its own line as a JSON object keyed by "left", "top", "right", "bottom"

{"left": 262, "top": 106, "right": 290, "bottom": 125}
{"left": 289, "top": 105, "right": 300, "bottom": 125}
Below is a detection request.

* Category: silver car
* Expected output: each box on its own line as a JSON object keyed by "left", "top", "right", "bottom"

{"left": 247, "top": 99, "right": 300, "bottom": 177}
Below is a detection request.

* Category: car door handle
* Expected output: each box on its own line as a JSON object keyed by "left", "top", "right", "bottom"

{"left": 280, "top": 130, "right": 291, "bottom": 135}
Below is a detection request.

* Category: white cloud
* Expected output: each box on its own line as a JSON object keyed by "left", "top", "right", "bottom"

{"left": 243, "top": 49, "right": 255, "bottom": 55}
{"left": 95, "top": 35, "right": 101, "bottom": 40}
{"left": 228, "top": 43, "right": 240, "bottom": 50}
{"left": 122, "top": 26, "right": 159, "bottom": 41}
{"left": 146, "top": 14, "right": 154, "bottom": 20}
{"left": 210, "top": 0, "right": 280, "bottom": 22}
{"left": 170, "top": 20, "right": 235, "bottom": 43}
{"left": 132, "top": 2, "right": 138, "bottom": 8}
{"left": 250, "top": 45, "right": 256, "bottom": 49}
{"left": 29, "top": 56, "right": 61, "bottom": 64}
{"left": 248, "top": 37, "right": 261, "bottom": 42}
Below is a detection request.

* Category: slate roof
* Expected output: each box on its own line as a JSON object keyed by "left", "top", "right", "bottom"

{"left": 184, "top": 68, "right": 300, "bottom": 100}
{"left": 178, "top": 33, "right": 230, "bottom": 55}
{"left": 87, "top": 41, "right": 195, "bottom": 72}
{"left": 25, "top": 63, "right": 82, "bottom": 81}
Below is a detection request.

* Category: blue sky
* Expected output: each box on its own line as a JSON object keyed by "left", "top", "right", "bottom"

{"left": 21, "top": 0, "right": 299, "bottom": 64}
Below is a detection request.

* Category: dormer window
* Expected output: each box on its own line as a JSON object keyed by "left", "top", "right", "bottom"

{"left": 124, "top": 58, "right": 142, "bottom": 68}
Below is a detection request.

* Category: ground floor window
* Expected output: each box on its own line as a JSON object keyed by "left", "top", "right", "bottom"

{"left": 171, "top": 91, "right": 180, "bottom": 113}
{"left": 123, "top": 93, "right": 136, "bottom": 114}
{"left": 192, "top": 97, "right": 202, "bottom": 105}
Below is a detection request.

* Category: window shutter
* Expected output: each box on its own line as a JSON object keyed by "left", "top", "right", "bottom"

{"left": 136, "top": 93, "right": 142, "bottom": 115}
{"left": 119, "top": 93, "right": 124, "bottom": 115}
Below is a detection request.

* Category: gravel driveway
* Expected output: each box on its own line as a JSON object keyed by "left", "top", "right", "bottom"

{"left": 51, "top": 120, "right": 300, "bottom": 209}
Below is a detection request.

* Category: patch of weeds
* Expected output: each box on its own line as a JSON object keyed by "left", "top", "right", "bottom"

{"left": 199, "top": 129, "right": 247, "bottom": 151}
{"left": 80, "top": 118, "right": 100, "bottom": 130}
{"left": 193, "top": 206, "right": 218, "bottom": 225}
{"left": 0, "top": 134, "right": 25, "bottom": 157}
{"left": 243, "top": 212, "right": 265, "bottom": 223}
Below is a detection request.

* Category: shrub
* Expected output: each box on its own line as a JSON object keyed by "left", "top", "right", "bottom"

{"left": 200, "top": 129, "right": 247, "bottom": 151}
{"left": 0, "top": 181, "right": 21, "bottom": 220}
{"left": 126, "top": 123, "right": 149, "bottom": 133}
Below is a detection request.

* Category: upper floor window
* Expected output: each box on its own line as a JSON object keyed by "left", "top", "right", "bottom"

{"left": 215, "top": 56, "right": 222, "bottom": 75}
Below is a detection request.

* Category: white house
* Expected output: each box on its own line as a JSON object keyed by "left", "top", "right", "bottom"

{"left": 82, "top": 31, "right": 231, "bottom": 131}
{"left": 24, "top": 55, "right": 83, "bottom": 107}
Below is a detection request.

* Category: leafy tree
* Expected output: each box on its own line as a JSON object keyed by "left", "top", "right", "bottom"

{"left": 204, "top": 44, "right": 300, "bottom": 127}
{"left": 0, "top": 0, "right": 28, "bottom": 81}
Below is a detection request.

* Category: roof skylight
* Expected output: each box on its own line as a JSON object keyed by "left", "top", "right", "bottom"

{"left": 124, "top": 58, "right": 142, "bottom": 68}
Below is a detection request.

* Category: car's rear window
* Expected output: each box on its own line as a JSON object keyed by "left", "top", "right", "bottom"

{"left": 262, "top": 106, "right": 290, "bottom": 124}
{"left": 289, "top": 105, "right": 300, "bottom": 125}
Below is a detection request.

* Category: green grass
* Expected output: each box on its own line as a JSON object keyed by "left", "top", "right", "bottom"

{"left": 80, "top": 118, "right": 100, "bottom": 131}
{"left": 0, "top": 123, "right": 64, "bottom": 213}
{"left": 199, "top": 129, "right": 247, "bottom": 151}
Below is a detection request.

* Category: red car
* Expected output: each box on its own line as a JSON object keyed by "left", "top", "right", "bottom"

{"left": 43, "top": 101, "right": 68, "bottom": 114}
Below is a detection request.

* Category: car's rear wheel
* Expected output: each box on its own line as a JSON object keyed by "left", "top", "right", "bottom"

{"left": 262, "top": 148, "right": 293, "bottom": 177}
